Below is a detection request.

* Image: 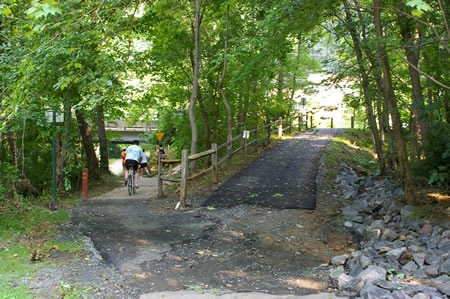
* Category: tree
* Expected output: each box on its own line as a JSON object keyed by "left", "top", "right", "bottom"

{"left": 373, "top": 0, "right": 415, "bottom": 202}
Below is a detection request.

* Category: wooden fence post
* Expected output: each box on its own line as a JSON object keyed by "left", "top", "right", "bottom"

{"left": 278, "top": 117, "right": 283, "bottom": 137}
{"left": 299, "top": 114, "right": 303, "bottom": 131}
{"left": 331, "top": 117, "right": 333, "bottom": 128}
{"left": 179, "top": 149, "right": 189, "bottom": 207}
{"left": 267, "top": 124, "right": 271, "bottom": 146}
{"left": 310, "top": 115, "right": 313, "bottom": 128}
{"left": 211, "top": 143, "right": 218, "bottom": 184}
{"left": 351, "top": 116, "right": 354, "bottom": 128}
{"left": 157, "top": 155, "right": 163, "bottom": 198}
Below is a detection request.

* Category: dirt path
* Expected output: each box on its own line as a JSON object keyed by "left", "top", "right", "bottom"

{"left": 71, "top": 129, "right": 354, "bottom": 298}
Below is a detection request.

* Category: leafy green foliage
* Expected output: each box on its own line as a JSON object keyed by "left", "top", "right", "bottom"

{"left": 428, "top": 166, "right": 448, "bottom": 187}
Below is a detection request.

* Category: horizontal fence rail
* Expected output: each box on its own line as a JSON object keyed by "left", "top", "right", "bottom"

{"left": 157, "top": 114, "right": 308, "bottom": 207}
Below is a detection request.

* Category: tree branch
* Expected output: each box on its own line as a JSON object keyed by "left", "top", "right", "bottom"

{"left": 391, "top": 49, "right": 450, "bottom": 89}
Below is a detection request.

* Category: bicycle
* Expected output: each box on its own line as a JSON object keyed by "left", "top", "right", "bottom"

{"left": 127, "top": 168, "right": 137, "bottom": 196}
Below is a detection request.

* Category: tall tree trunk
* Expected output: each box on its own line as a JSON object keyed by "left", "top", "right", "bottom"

{"left": 396, "top": 9, "right": 429, "bottom": 160}
{"left": 374, "top": 0, "right": 415, "bottom": 203}
{"left": 383, "top": 88, "right": 397, "bottom": 171}
{"left": 418, "top": 28, "right": 435, "bottom": 125}
{"left": 375, "top": 86, "right": 385, "bottom": 142}
{"left": 96, "top": 104, "right": 110, "bottom": 173}
{"left": 219, "top": 5, "right": 233, "bottom": 167}
{"left": 239, "top": 85, "right": 251, "bottom": 128}
{"left": 6, "top": 124, "right": 17, "bottom": 169}
{"left": 343, "top": 0, "right": 385, "bottom": 173}
{"left": 277, "top": 70, "right": 284, "bottom": 102}
{"left": 75, "top": 109, "right": 99, "bottom": 179}
{"left": 188, "top": 0, "right": 200, "bottom": 168}
{"left": 409, "top": 114, "right": 418, "bottom": 161}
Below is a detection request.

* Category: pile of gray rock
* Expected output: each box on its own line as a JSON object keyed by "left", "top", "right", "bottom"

{"left": 329, "top": 162, "right": 450, "bottom": 298}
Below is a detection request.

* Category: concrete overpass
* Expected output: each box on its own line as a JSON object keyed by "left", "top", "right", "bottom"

{"left": 106, "top": 120, "right": 158, "bottom": 144}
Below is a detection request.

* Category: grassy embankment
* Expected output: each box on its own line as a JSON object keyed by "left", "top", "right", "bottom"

{"left": 0, "top": 172, "right": 122, "bottom": 298}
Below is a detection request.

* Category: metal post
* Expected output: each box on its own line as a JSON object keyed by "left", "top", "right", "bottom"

{"left": 82, "top": 168, "right": 88, "bottom": 199}
{"left": 351, "top": 116, "right": 354, "bottom": 128}
{"left": 331, "top": 117, "right": 333, "bottom": 128}
{"left": 51, "top": 111, "right": 56, "bottom": 209}
{"left": 157, "top": 155, "right": 163, "bottom": 197}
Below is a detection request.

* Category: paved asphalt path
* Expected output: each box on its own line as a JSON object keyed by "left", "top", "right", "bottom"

{"left": 203, "top": 129, "right": 337, "bottom": 209}
{"left": 71, "top": 129, "right": 341, "bottom": 298}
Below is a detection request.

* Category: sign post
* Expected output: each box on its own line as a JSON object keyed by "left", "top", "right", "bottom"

{"left": 82, "top": 168, "right": 89, "bottom": 199}
{"left": 45, "top": 110, "right": 63, "bottom": 210}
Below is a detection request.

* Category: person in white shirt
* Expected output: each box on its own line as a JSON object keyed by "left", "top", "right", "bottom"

{"left": 140, "top": 149, "right": 150, "bottom": 177}
{"left": 124, "top": 140, "right": 143, "bottom": 187}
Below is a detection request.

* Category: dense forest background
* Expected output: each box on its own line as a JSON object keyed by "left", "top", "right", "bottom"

{"left": 0, "top": 0, "right": 448, "bottom": 209}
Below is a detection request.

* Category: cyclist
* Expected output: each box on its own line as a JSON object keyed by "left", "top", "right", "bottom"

{"left": 124, "top": 140, "right": 143, "bottom": 188}
{"left": 140, "top": 149, "right": 150, "bottom": 177}
{"left": 121, "top": 148, "right": 127, "bottom": 175}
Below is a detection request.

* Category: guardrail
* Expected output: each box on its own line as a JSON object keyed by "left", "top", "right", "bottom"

{"left": 157, "top": 114, "right": 307, "bottom": 207}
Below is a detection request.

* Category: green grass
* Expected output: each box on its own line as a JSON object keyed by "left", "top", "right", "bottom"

{"left": 0, "top": 205, "right": 79, "bottom": 298}
{"left": 324, "top": 129, "right": 378, "bottom": 176}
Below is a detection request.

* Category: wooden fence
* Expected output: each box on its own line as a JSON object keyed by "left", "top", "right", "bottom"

{"left": 157, "top": 114, "right": 307, "bottom": 207}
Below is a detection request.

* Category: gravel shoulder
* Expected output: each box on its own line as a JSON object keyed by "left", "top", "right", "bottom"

{"left": 30, "top": 129, "right": 357, "bottom": 298}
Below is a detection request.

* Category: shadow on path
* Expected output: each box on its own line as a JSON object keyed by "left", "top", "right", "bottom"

{"left": 203, "top": 129, "right": 338, "bottom": 209}
{"left": 70, "top": 129, "right": 341, "bottom": 296}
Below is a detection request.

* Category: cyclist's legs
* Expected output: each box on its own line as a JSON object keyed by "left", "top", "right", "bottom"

{"left": 125, "top": 160, "right": 136, "bottom": 184}
{"left": 126, "top": 160, "right": 139, "bottom": 186}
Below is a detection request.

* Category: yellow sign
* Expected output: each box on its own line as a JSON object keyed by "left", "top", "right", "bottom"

{"left": 155, "top": 132, "right": 165, "bottom": 142}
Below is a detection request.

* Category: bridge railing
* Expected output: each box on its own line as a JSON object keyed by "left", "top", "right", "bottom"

{"left": 157, "top": 114, "right": 307, "bottom": 208}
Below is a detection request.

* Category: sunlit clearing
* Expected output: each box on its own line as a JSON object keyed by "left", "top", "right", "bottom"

{"left": 285, "top": 278, "right": 327, "bottom": 290}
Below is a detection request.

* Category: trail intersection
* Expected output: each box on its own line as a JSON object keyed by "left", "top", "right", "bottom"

{"left": 71, "top": 129, "right": 352, "bottom": 298}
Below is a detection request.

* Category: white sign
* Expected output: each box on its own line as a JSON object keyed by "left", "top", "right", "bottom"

{"left": 45, "top": 110, "right": 64, "bottom": 123}
{"left": 242, "top": 130, "right": 250, "bottom": 139}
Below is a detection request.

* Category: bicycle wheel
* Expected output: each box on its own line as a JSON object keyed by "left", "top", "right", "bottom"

{"left": 128, "top": 171, "right": 133, "bottom": 196}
